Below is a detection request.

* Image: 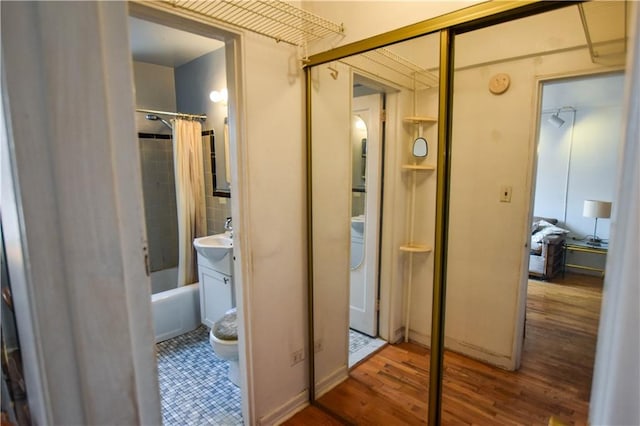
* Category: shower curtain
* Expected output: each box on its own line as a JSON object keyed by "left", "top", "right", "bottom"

{"left": 173, "top": 119, "right": 207, "bottom": 286}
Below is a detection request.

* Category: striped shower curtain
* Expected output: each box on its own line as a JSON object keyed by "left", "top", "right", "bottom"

{"left": 173, "top": 119, "right": 207, "bottom": 286}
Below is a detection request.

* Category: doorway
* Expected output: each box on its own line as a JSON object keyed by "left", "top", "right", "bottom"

{"left": 348, "top": 86, "right": 386, "bottom": 366}
{"left": 127, "top": 9, "right": 245, "bottom": 425}
{"left": 529, "top": 72, "right": 624, "bottom": 281}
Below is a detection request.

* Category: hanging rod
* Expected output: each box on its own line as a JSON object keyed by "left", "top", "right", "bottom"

{"left": 136, "top": 108, "right": 207, "bottom": 120}
{"left": 167, "top": 0, "right": 344, "bottom": 48}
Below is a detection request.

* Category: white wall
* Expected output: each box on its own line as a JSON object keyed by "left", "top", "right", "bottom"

{"left": 589, "top": 7, "right": 640, "bottom": 423}
{"left": 1, "top": 2, "right": 160, "bottom": 424}
{"left": 310, "top": 62, "right": 352, "bottom": 394}
{"left": 303, "top": 1, "right": 483, "bottom": 55}
{"left": 240, "top": 32, "right": 309, "bottom": 422}
{"left": 534, "top": 74, "right": 625, "bottom": 241}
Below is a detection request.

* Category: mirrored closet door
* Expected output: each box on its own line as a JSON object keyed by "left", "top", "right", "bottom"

{"left": 310, "top": 32, "right": 441, "bottom": 422}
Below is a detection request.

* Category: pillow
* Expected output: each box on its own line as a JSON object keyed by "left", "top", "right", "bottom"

{"left": 532, "top": 222, "right": 569, "bottom": 244}
{"left": 533, "top": 216, "right": 558, "bottom": 225}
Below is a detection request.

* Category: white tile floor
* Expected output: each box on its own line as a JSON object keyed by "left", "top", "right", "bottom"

{"left": 348, "top": 329, "right": 386, "bottom": 367}
{"left": 156, "top": 326, "right": 243, "bottom": 425}
{"left": 156, "top": 326, "right": 384, "bottom": 424}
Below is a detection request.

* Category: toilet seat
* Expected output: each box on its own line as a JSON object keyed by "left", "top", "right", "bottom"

{"left": 212, "top": 308, "right": 238, "bottom": 341}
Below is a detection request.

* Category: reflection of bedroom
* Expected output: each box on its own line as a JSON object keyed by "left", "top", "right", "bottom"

{"left": 530, "top": 72, "right": 624, "bottom": 279}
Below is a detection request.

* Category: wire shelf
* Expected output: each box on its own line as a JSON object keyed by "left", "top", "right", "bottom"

{"left": 168, "top": 0, "right": 344, "bottom": 47}
{"left": 340, "top": 47, "right": 438, "bottom": 91}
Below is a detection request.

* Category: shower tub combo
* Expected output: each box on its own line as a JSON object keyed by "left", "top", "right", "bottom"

{"left": 150, "top": 267, "right": 200, "bottom": 342}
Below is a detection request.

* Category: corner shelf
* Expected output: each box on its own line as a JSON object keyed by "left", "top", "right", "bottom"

{"left": 399, "top": 244, "right": 433, "bottom": 253}
{"left": 401, "top": 164, "right": 436, "bottom": 171}
{"left": 403, "top": 116, "right": 437, "bottom": 124}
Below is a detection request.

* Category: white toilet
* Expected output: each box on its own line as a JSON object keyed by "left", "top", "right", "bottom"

{"left": 209, "top": 307, "right": 240, "bottom": 387}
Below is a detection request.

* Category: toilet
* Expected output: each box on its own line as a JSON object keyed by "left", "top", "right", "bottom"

{"left": 210, "top": 307, "right": 240, "bottom": 387}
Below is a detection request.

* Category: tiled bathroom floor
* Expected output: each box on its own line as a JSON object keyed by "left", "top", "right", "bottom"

{"left": 156, "top": 326, "right": 383, "bottom": 424}
{"left": 348, "top": 329, "right": 386, "bottom": 367}
{"left": 156, "top": 326, "right": 243, "bottom": 425}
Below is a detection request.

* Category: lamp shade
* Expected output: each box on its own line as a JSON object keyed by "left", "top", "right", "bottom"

{"left": 583, "top": 200, "right": 612, "bottom": 218}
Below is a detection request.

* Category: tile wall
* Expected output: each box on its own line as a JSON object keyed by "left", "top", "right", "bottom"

{"left": 139, "top": 136, "right": 179, "bottom": 272}
{"left": 203, "top": 135, "right": 232, "bottom": 235}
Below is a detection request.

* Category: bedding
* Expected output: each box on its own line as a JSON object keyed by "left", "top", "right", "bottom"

{"left": 529, "top": 217, "right": 569, "bottom": 280}
{"left": 530, "top": 218, "right": 569, "bottom": 254}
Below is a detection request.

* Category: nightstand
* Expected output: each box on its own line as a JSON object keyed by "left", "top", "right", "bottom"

{"left": 564, "top": 240, "right": 608, "bottom": 275}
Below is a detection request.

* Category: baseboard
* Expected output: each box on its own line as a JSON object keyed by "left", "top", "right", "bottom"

{"left": 315, "top": 365, "right": 349, "bottom": 399}
{"left": 444, "top": 336, "right": 514, "bottom": 370}
{"left": 391, "top": 326, "right": 404, "bottom": 344}
{"left": 408, "top": 329, "right": 431, "bottom": 347}
{"left": 397, "top": 329, "right": 514, "bottom": 370}
{"left": 258, "top": 389, "right": 308, "bottom": 426}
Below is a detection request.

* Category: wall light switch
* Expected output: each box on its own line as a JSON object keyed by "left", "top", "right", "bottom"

{"left": 500, "top": 186, "right": 512, "bottom": 203}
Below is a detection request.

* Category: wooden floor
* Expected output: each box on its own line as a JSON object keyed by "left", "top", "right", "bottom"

{"left": 285, "top": 273, "right": 603, "bottom": 425}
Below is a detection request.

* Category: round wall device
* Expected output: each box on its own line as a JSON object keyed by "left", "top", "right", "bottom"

{"left": 489, "top": 73, "right": 510, "bottom": 95}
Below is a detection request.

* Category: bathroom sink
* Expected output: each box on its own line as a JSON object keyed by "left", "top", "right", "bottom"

{"left": 193, "top": 233, "right": 233, "bottom": 262}
{"left": 351, "top": 215, "right": 365, "bottom": 234}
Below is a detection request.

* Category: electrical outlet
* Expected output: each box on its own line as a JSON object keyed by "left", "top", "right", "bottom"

{"left": 500, "top": 185, "right": 512, "bottom": 203}
{"left": 314, "top": 339, "right": 323, "bottom": 353}
{"left": 291, "top": 349, "right": 305, "bottom": 366}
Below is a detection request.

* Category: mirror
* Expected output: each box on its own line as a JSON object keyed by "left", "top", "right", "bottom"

{"left": 441, "top": 5, "right": 626, "bottom": 425}
{"left": 311, "top": 32, "right": 440, "bottom": 422}
{"left": 350, "top": 115, "right": 367, "bottom": 270}
{"left": 308, "top": 1, "right": 627, "bottom": 423}
{"left": 412, "top": 137, "right": 428, "bottom": 157}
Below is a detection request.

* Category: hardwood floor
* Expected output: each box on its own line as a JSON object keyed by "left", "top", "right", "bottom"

{"left": 285, "top": 273, "right": 603, "bottom": 425}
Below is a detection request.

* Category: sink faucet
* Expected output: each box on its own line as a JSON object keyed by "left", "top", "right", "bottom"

{"left": 224, "top": 217, "right": 233, "bottom": 238}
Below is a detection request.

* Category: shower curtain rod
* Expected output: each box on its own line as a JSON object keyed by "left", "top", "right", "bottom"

{"left": 136, "top": 108, "right": 207, "bottom": 120}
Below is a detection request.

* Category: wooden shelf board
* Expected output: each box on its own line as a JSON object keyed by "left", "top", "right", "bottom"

{"left": 403, "top": 116, "right": 437, "bottom": 124}
{"left": 401, "top": 164, "right": 436, "bottom": 171}
{"left": 399, "top": 244, "right": 433, "bottom": 253}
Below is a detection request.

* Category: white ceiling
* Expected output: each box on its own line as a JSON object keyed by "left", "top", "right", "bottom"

{"left": 542, "top": 73, "right": 625, "bottom": 111}
{"left": 129, "top": 17, "right": 225, "bottom": 68}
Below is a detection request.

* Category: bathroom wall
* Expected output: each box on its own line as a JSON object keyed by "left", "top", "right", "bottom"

{"left": 175, "top": 48, "right": 231, "bottom": 235}
{"left": 133, "top": 62, "right": 179, "bottom": 275}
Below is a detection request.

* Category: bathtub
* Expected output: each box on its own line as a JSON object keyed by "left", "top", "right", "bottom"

{"left": 151, "top": 270, "right": 201, "bottom": 343}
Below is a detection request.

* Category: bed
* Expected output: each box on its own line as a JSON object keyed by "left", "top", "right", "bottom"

{"left": 529, "top": 217, "right": 569, "bottom": 280}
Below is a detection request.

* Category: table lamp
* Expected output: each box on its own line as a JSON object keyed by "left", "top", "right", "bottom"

{"left": 583, "top": 200, "right": 612, "bottom": 246}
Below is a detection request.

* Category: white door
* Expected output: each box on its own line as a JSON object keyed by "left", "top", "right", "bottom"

{"left": 349, "top": 93, "right": 382, "bottom": 336}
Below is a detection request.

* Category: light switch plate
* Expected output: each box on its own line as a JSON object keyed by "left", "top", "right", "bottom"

{"left": 500, "top": 186, "right": 512, "bottom": 203}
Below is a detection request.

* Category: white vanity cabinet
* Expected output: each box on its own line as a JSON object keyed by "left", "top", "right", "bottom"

{"left": 197, "top": 253, "right": 235, "bottom": 327}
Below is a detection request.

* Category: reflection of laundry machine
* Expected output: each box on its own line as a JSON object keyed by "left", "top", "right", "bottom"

{"left": 350, "top": 215, "right": 365, "bottom": 270}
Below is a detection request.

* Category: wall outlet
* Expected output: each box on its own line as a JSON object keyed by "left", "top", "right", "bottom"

{"left": 500, "top": 185, "right": 512, "bottom": 203}
{"left": 291, "top": 349, "right": 305, "bottom": 366}
{"left": 314, "top": 339, "right": 323, "bottom": 353}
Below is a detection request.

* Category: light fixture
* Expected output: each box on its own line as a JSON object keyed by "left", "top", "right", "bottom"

{"left": 209, "top": 88, "right": 228, "bottom": 104}
{"left": 548, "top": 109, "right": 565, "bottom": 128}
{"left": 583, "top": 200, "right": 612, "bottom": 246}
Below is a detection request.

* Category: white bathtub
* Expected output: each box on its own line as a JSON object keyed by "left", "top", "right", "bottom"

{"left": 151, "top": 283, "right": 201, "bottom": 343}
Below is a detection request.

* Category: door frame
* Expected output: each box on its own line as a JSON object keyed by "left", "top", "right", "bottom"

{"left": 349, "top": 92, "right": 383, "bottom": 337}
{"left": 516, "top": 67, "right": 625, "bottom": 366}
{"left": 1, "top": 1, "right": 255, "bottom": 424}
